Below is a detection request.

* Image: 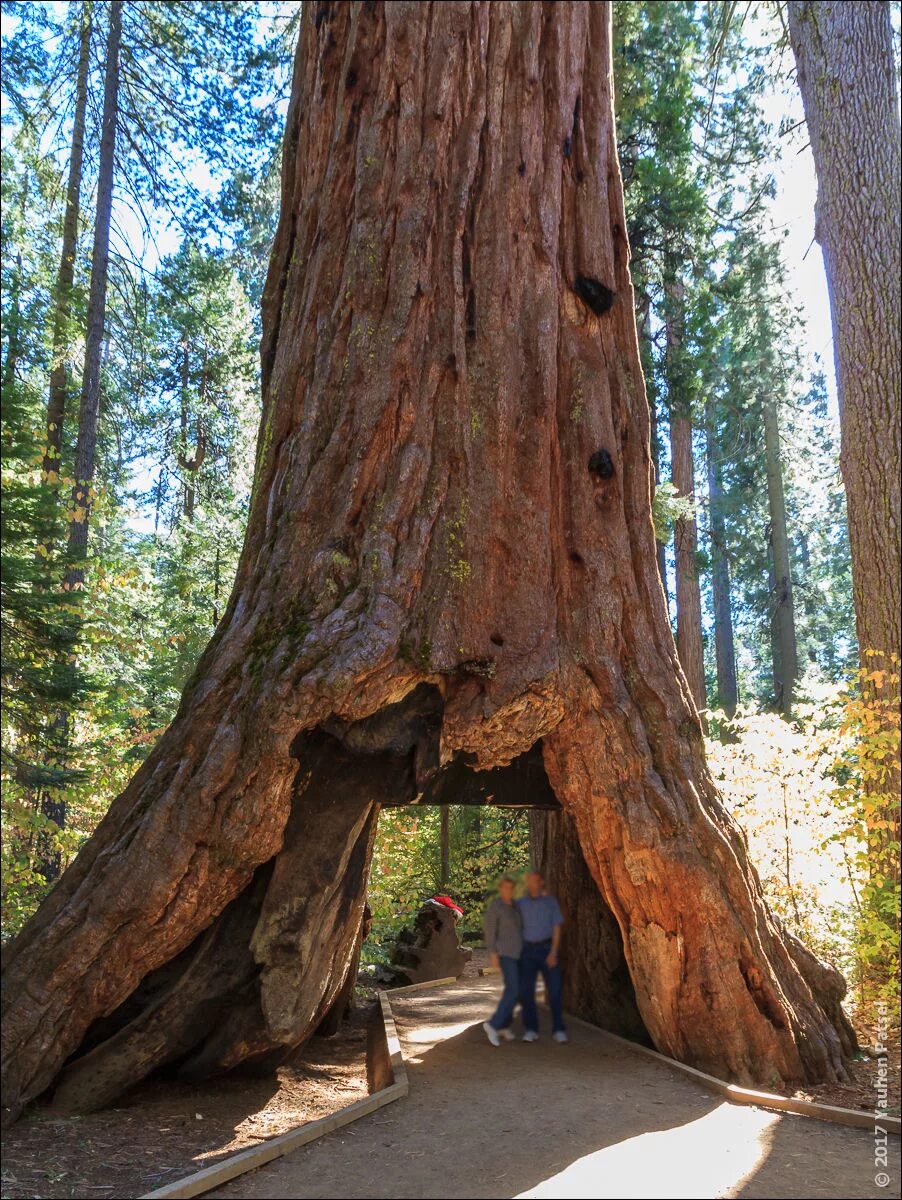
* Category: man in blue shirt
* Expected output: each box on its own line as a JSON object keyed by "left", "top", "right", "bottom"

{"left": 517, "top": 870, "right": 567, "bottom": 1043}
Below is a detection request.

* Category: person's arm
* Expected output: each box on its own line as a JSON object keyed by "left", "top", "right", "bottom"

{"left": 546, "top": 899, "right": 564, "bottom": 967}
{"left": 484, "top": 904, "right": 500, "bottom": 968}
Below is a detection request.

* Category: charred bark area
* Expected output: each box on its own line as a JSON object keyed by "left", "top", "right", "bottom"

{"left": 2, "top": 1, "right": 856, "bottom": 1120}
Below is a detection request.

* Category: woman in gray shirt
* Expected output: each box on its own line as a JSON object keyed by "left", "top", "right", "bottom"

{"left": 482, "top": 876, "right": 523, "bottom": 1045}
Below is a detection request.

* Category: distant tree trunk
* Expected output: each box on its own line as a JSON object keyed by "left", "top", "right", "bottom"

{"left": 766, "top": 549, "right": 783, "bottom": 697}
{"left": 36, "top": 2, "right": 122, "bottom": 882}
{"left": 637, "top": 291, "right": 667, "bottom": 590}
{"left": 705, "top": 400, "right": 737, "bottom": 717}
{"left": 797, "top": 533, "right": 816, "bottom": 626}
{"left": 666, "top": 278, "right": 706, "bottom": 712}
{"left": 213, "top": 540, "right": 222, "bottom": 624}
{"left": 43, "top": 1, "right": 92, "bottom": 489}
{"left": 788, "top": 0, "right": 901, "bottom": 874}
{"left": 35, "top": 710, "right": 69, "bottom": 883}
{"left": 2, "top": 218, "right": 67, "bottom": 880}
{"left": 65, "top": 0, "right": 121, "bottom": 588}
{"left": 763, "top": 394, "right": 797, "bottom": 715}
{"left": 1, "top": 2, "right": 854, "bottom": 1123}
{"left": 671, "top": 408, "right": 706, "bottom": 710}
{"left": 3, "top": 251, "right": 23, "bottom": 391}
{"left": 177, "top": 343, "right": 206, "bottom": 523}
{"left": 439, "top": 807, "right": 450, "bottom": 889}
{"left": 25, "top": 3, "right": 90, "bottom": 877}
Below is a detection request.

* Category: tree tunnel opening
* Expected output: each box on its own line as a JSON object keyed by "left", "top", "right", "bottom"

{"left": 48, "top": 682, "right": 647, "bottom": 1114}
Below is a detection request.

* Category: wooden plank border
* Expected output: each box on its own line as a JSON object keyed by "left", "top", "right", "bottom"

{"left": 562, "top": 1010, "right": 902, "bottom": 1136}
{"left": 377, "top": 989, "right": 409, "bottom": 1094}
{"left": 140, "top": 991, "right": 409, "bottom": 1200}
{"left": 385, "top": 975, "right": 459, "bottom": 995}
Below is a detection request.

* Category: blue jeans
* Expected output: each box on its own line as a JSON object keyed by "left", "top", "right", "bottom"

{"left": 519, "top": 939, "right": 565, "bottom": 1034}
{"left": 489, "top": 956, "right": 520, "bottom": 1030}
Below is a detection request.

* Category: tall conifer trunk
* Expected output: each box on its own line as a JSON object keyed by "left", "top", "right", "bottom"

{"left": 788, "top": 0, "right": 900, "bottom": 887}
{"left": 705, "top": 398, "right": 738, "bottom": 718}
{"left": 36, "top": 1, "right": 123, "bottom": 882}
{"left": 637, "top": 291, "right": 668, "bottom": 590}
{"left": 1, "top": 1, "right": 854, "bottom": 1122}
{"left": 65, "top": 0, "right": 121, "bottom": 585}
{"left": 665, "top": 277, "right": 706, "bottom": 712}
{"left": 763, "top": 393, "right": 798, "bottom": 715}
{"left": 43, "top": 1, "right": 92, "bottom": 489}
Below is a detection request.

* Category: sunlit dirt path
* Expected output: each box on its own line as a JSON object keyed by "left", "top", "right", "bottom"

{"left": 212, "top": 977, "right": 895, "bottom": 1200}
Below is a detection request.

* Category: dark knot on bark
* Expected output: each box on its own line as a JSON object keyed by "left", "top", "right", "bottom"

{"left": 588, "top": 448, "right": 615, "bottom": 480}
{"left": 574, "top": 275, "right": 616, "bottom": 317}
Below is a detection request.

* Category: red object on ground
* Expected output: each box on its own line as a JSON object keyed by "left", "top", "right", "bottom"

{"left": 431, "top": 894, "right": 464, "bottom": 919}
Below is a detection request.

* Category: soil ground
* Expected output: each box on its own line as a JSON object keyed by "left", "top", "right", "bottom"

{"left": 784, "top": 1042, "right": 900, "bottom": 1117}
{"left": 212, "top": 976, "right": 899, "bottom": 1200}
{"left": 0, "top": 1005, "right": 371, "bottom": 1200}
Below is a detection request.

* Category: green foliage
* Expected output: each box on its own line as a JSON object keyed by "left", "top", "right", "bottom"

{"left": 652, "top": 480, "right": 695, "bottom": 543}
{"left": 708, "top": 671, "right": 900, "bottom": 1020}
{"left": 365, "top": 806, "right": 530, "bottom": 966}
{"left": 614, "top": 2, "right": 855, "bottom": 712}
{"left": 0, "top": 0, "right": 288, "bottom": 935}
{"left": 822, "top": 656, "right": 901, "bottom": 1011}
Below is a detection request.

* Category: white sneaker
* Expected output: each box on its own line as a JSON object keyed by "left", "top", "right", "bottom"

{"left": 522, "top": 1030, "right": 539, "bottom": 1043}
{"left": 499, "top": 1027, "right": 516, "bottom": 1041}
{"left": 483, "top": 1021, "right": 501, "bottom": 1046}
{"left": 553, "top": 1030, "right": 569, "bottom": 1044}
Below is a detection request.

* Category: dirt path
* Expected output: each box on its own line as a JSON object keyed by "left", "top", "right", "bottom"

{"left": 213, "top": 978, "right": 897, "bottom": 1200}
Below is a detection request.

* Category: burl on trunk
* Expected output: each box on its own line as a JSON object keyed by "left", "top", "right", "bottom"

{"left": 1, "top": 0, "right": 854, "bottom": 1121}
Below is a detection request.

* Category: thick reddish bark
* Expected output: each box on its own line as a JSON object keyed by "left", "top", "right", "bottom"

{"left": 50, "top": 733, "right": 382, "bottom": 1113}
{"left": 1, "top": 1, "right": 853, "bottom": 1121}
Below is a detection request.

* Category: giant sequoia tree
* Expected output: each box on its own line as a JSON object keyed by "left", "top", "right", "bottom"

{"left": 1, "top": 1, "right": 856, "bottom": 1122}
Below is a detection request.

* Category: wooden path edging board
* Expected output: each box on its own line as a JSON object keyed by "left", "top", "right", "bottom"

{"left": 139, "top": 991, "right": 409, "bottom": 1200}
{"left": 387, "top": 974, "right": 459, "bottom": 994}
{"left": 562, "top": 1010, "right": 902, "bottom": 1136}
